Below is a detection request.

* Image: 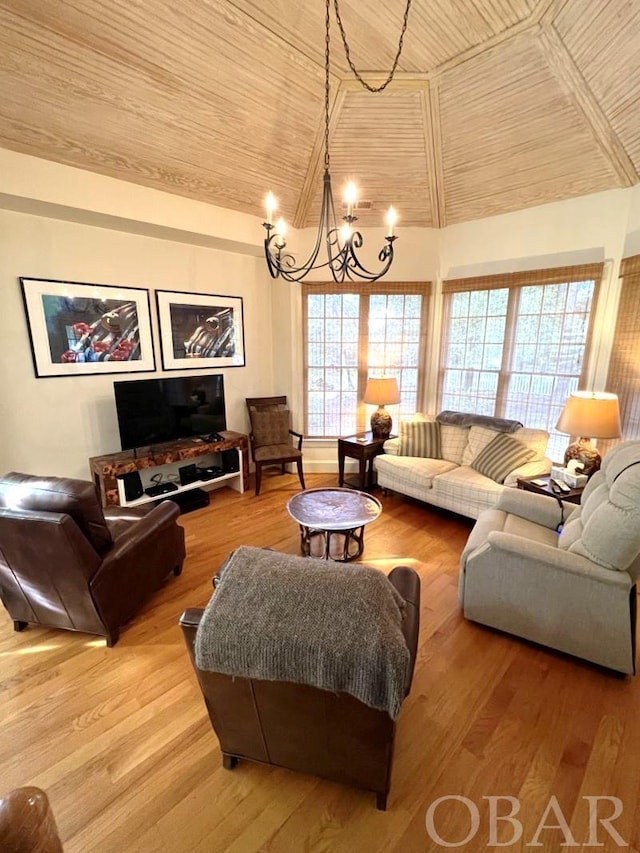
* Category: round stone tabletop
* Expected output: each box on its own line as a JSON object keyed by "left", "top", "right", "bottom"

{"left": 286, "top": 487, "right": 382, "bottom": 531}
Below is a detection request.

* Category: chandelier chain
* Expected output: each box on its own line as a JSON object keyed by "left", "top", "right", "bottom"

{"left": 333, "top": 0, "right": 413, "bottom": 93}
{"left": 262, "top": 0, "right": 401, "bottom": 282}
{"left": 324, "top": 0, "right": 331, "bottom": 170}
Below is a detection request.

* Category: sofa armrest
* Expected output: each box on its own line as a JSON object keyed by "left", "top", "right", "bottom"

{"left": 97, "top": 500, "right": 181, "bottom": 568}
{"left": 288, "top": 429, "right": 303, "bottom": 451}
{"left": 504, "top": 456, "right": 553, "bottom": 487}
{"left": 180, "top": 607, "right": 204, "bottom": 630}
{"left": 382, "top": 437, "right": 400, "bottom": 456}
{"left": 388, "top": 566, "right": 420, "bottom": 695}
{"left": 0, "top": 787, "right": 63, "bottom": 853}
{"left": 179, "top": 608, "right": 203, "bottom": 669}
{"left": 462, "top": 530, "right": 636, "bottom": 673}
{"left": 494, "top": 488, "right": 565, "bottom": 530}
{"left": 484, "top": 531, "right": 632, "bottom": 588}
{"left": 91, "top": 501, "right": 183, "bottom": 611}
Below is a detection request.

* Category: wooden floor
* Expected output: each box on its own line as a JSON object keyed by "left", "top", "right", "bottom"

{"left": 2, "top": 472, "right": 640, "bottom": 852}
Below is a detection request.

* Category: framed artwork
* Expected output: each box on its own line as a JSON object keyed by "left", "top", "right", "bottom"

{"left": 155, "top": 289, "right": 246, "bottom": 370}
{"left": 19, "top": 277, "right": 156, "bottom": 378}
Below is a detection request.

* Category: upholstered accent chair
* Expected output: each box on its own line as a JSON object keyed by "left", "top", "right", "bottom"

{"left": 460, "top": 441, "right": 640, "bottom": 673}
{"left": 180, "top": 555, "right": 420, "bottom": 810}
{"left": 0, "top": 787, "right": 63, "bottom": 853}
{"left": 245, "top": 396, "right": 305, "bottom": 495}
{"left": 0, "top": 472, "right": 186, "bottom": 646}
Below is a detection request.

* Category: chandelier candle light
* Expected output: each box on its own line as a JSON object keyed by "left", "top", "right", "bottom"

{"left": 263, "top": 0, "right": 412, "bottom": 282}
{"left": 364, "top": 377, "right": 401, "bottom": 439}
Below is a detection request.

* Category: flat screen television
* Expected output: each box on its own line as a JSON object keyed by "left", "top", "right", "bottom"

{"left": 113, "top": 374, "right": 226, "bottom": 450}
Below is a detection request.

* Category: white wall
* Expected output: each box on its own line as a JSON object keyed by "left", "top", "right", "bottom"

{"left": 624, "top": 184, "right": 640, "bottom": 256}
{"left": 0, "top": 149, "right": 263, "bottom": 255}
{"left": 439, "top": 188, "right": 631, "bottom": 277}
{"left": 0, "top": 209, "right": 272, "bottom": 479}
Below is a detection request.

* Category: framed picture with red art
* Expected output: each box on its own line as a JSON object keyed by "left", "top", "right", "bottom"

{"left": 19, "top": 277, "right": 156, "bottom": 378}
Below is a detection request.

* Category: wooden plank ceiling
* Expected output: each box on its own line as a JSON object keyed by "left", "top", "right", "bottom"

{"left": 0, "top": 0, "right": 638, "bottom": 229}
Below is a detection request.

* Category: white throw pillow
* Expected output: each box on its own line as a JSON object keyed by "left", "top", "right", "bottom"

{"left": 462, "top": 426, "right": 499, "bottom": 466}
{"left": 440, "top": 425, "right": 469, "bottom": 465}
{"left": 512, "top": 427, "right": 549, "bottom": 461}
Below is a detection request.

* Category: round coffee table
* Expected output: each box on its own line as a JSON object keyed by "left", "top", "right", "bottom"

{"left": 286, "top": 487, "right": 382, "bottom": 561}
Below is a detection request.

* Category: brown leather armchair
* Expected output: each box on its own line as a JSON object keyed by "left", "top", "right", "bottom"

{"left": 245, "top": 396, "right": 305, "bottom": 495}
{"left": 0, "top": 787, "right": 63, "bottom": 853}
{"left": 0, "top": 472, "right": 186, "bottom": 646}
{"left": 180, "top": 564, "right": 420, "bottom": 810}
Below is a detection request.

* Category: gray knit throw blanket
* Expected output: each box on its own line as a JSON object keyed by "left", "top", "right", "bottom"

{"left": 436, "top": 410, "right": 523, "bottom": 432}
{"left": 194, "top": 546, "right": 410, "bottom": 719}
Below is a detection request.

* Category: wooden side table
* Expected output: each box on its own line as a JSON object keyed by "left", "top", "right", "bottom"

{"left": 337, "top": 432, "right": 395, "bottom": 491}
{"left": 516, "top": 475, "right": 583, "bottom": 505}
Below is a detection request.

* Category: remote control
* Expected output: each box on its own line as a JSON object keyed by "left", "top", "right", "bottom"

{"left": 201, "top": 432, "right": 223, "bottom": 442}
{"left": 551, "top": 478, "right": 571, "bottom": 493}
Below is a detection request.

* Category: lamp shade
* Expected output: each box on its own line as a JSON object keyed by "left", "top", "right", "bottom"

{"left": 364, "top": 377, "right": 401, "bottom": 406}
{"left": 556, "top": 391, "right": 621, "bottom": 438}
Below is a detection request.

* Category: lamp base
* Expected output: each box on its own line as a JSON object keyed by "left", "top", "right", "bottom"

{"left": 371, "top": 406, "right": 392, "bottom": 440}
{"left": 563, "top": 436, "right": 601, "bottom": 478}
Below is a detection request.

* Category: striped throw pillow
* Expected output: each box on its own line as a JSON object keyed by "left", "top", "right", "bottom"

{"left": 471, "top": 432, "right": 536, "bottom": 483}
{"left": 399, "top": 421, "right": 441, "bottom": 458}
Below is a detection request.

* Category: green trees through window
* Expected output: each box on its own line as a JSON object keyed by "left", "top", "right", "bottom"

{"left": 439, "top": 277, "right": 598, "bottom": 461}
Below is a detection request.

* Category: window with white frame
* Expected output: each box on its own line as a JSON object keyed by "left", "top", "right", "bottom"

{"left": 439, "top": 265, "right": 602, "bottom": 461}
{"left": 303, "top": 283, "right": 431, "bottom": 438}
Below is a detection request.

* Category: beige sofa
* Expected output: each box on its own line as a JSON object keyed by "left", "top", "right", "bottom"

{"left": 373, "top": 412, "right": 551, "bottom": 520}
{"left": 459, "top": 441, "right": 640, "bottom": 673}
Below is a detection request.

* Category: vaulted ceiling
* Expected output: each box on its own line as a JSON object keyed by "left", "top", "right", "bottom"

{"left": 1, "top": 0, "right": 639, "bottom": 231}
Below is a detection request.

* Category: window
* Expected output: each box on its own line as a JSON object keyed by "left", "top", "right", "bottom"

{"left": 604, "top": 255, "right": 640, "bottom": 444}
{"left": 440, "top": 287, "right": 508, "bottom": 415}
{"left": 303, "top": 282, "right": 430, "bottom": 438}
{"left": 439, "top": 264, "right": 603, "bottom": 461}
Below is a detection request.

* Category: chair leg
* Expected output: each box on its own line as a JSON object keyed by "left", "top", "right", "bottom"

{"left": 173, "top": 562, "right": 183, "bottom": 577}
{"left": 13, "top": 620, "right": 28, "bottom": 632}
{"left": 255, "top": 463, "right": 262, "bottom": 496}
{"left": 106, "top": 629, "right": 120, "bottom": 648}
{"left": 281, "top": 463, "right": 285, "bottom": 474}
{"left": 296, "top": 458, "right": 306, "bottom": 490}
{"left": 222, "top": 754, "right": 238, "bottom": 770}
{"left": 376, "top": 791, "right": 388, "bottom": 811}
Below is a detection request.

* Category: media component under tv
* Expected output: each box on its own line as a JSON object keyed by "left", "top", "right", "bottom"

{"left": 114, "top": 374, "right": 226, "bottom": 450}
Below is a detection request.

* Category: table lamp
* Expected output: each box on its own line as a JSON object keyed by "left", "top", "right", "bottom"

{"left": 555, "top": 391, "right": 621, "bottom": 476}
{"left": 364, "top": 377, "right": 401, "bottom": 439}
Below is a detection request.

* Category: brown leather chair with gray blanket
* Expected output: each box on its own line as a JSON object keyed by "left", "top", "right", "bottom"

{"left": 180, "top": 545, "right": 420, "bottom": 810}
{"left": 0, "top": 471, "right": 186, "bottom": 646}
{"left": 0, "top": 786, "right": 63, "bottom": 853}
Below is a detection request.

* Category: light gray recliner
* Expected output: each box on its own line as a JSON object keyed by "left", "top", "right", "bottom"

{"left": 460, "top": 441, "right": 640, "bottom": 674}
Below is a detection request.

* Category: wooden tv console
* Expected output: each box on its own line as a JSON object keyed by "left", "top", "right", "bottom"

{"left": 89, "top": 431, "right": 249, "bottom": 508}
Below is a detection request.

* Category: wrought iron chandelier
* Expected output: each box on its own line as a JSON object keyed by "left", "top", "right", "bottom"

{"left": 263, "top": 0, "right": 413, "bottom": 283}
